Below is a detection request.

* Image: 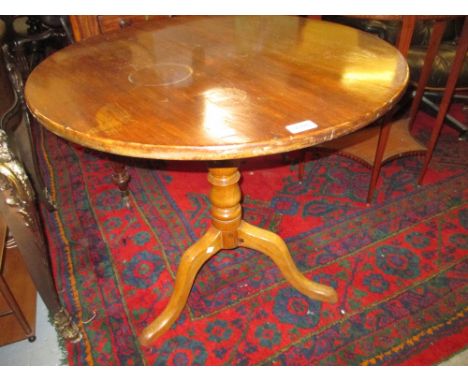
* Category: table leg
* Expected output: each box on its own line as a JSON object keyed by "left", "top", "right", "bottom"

{"left": 110, "top": 158, "right": 131, "bottom": 206}
{"left": 238, "top": 221, "right": 337, "bottom": 302}
{"left": 139, "top": 166, "right": 338, "bottom": 346}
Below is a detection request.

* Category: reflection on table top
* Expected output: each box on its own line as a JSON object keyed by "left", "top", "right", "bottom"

{"left": 25, "top": 16, "right": 409, "bottom": 160}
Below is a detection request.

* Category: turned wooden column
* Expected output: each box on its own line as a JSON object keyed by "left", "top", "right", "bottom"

{"left": 139, "top": 166, "right": 337, "bottom": 346}
{"left": 208, "top": 166, "right": 242, "bottom": 247}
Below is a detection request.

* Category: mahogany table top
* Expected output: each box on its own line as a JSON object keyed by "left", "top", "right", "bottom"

{"left": 25, "top": 16, "right": 409, "bottom": 160}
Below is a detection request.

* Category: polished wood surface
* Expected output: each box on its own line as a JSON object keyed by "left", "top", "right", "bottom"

{"left": 26, "top": 16, "right": 408, "bottom": 161}
{"left": 25, "top": 16, "right": 409, "bottom": 345}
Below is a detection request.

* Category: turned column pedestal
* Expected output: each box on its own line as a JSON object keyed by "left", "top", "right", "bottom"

{"left": 138, "top": 166, "right": 338, "bottom": 346}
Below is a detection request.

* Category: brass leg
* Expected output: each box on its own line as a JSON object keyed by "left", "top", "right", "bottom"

{"left": 139, "top": 166, "right": 337, "bottom": 346}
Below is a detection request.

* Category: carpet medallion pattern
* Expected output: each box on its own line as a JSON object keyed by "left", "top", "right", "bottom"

{"left": 36, "top": 110, "right": 467, "bottom": 365}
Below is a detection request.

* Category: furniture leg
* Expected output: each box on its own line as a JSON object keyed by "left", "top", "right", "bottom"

{"left": 139, "top": 166, "right": 337, "bottom": 346}
{"left": 238, "top": 221, "right": 337, "bottom": 303}
{"left": 418, "top": 16, "right": 468, "bottom": 185}
{"left": 297, "top": 150, "right": 312, "bottom": 182}
{"left": 366, "top": 119, "right": 391, "bottom": 204}
{"left": 138, "top": 227, "right": 223, "bottom": 346}
{"left": 110, "top": 158, "right": 131, "bottom": 205}
{"left": 409, "top": 19, "right": 448, "bottom": 128}
{"left": 365, "top": 17, "right": 421, "bottom": 204}
{"left": 419, "top": 94, "right": 468, "bottom": 139}
{"left": 395, "top": 16, "right": 416, "bottom": 56}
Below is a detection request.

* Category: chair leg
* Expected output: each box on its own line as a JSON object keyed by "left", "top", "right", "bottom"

{"left": 418, "top": 16, "right": 468, "bottom": 185}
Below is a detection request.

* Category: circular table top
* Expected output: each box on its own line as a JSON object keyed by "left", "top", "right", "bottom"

{"left": 25, "top": 16, "right": 409, "bottom": 160}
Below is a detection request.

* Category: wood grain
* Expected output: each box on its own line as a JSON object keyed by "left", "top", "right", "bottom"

{"left": 25, "top": 17, "right": 410, "bottom": 345}
{"left": 26, "top": 16, "right": 409, "bottom": 161}
{"left": 69, "top": 16, "right": 101, "bottom": 42}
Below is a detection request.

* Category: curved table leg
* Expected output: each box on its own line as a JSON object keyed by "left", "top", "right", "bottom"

{"left": 238, "top": 221, "right": 337, "bottom": 303}
{"left": 139, "top": 227, "right": 223, "bottom": 346}
{"left": 139, "top": 165, "right": 338, "bottom": 346}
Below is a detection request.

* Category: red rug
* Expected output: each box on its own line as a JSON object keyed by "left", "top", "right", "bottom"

{"left": 36, "top": 109, "right": 467, "bottom": 365}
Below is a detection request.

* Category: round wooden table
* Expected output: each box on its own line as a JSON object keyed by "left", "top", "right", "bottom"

{"left": 25, "top": 16, "right": 409, "bottom": 346}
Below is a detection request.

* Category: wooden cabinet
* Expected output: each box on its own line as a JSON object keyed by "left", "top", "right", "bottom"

{"left": 97, "top": 16, "right": 170, "bottom": 34}
{"left": 69, "top": 15, "right": 172, "bottom": 41}
{"left": 0, "top": 216, "right": 36, "bottom": 346}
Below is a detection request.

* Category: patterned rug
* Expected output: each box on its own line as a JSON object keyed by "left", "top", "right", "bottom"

{"left": 36, "top": 108, "right": 467, "bottom": 365}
